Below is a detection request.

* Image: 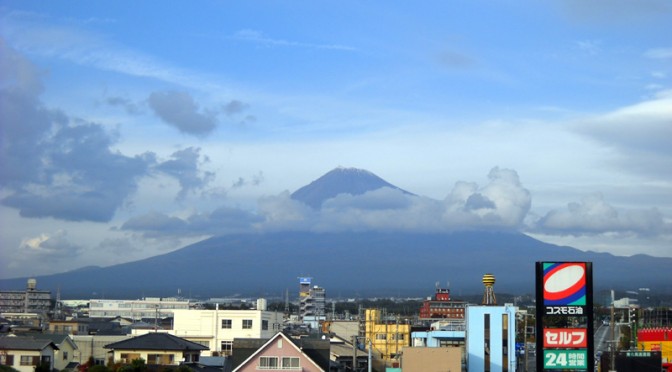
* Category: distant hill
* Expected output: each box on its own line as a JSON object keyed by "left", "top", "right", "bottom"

{"left": 291, "top": 167, "right": 413, "bottom": 208}
{"left": 2, "top": 167, "right": 670, "bottom": 299}
{"left": 1, "top": 231, "right": 669, "bottom": 299}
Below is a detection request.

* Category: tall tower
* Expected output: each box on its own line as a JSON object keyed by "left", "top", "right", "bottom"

{"left": 481, "top": 273, "right": 497, "bottom": 305}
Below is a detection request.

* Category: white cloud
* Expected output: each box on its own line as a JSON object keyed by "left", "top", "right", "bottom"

{"left": 572, "top": 89, "right": 672, "bottom": 178}
{"left": 231, "top": 29, "right": 356, "bottom": 51}
{"left": 531, "top": 193, "right": 670, "bottom": 236}
{"left": 645, "top": 48, "right": 672, "bottom": 60}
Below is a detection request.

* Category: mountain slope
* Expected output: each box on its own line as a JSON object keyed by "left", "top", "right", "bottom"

{"left": 1, "top": 231, "right": 669, "bottom": 299}
{"left": 291, "top": 167, "right": 414, "bottom": 208}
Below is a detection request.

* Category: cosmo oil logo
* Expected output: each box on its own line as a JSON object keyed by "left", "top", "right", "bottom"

{"left": 543, "top": 262, "right": 586, "bottom": 306}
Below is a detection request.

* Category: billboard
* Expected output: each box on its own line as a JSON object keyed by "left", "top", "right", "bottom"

{"left": 543, "top": 328, "right": 588, "bottom": 348}
{"left": 536, "top": 262, "right": 594, "bottom": 372}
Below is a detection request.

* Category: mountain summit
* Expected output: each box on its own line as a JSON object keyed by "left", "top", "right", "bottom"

{"left": 291, "top": 167, "right": 413, "bottom": 208}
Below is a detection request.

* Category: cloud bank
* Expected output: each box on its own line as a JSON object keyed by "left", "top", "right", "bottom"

{"left": 0, "top": 42, "right": 216, "bottom": 222}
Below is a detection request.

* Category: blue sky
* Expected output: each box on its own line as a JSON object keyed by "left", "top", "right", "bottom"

{"left": 1, "top": 0, "right": 671, "bottom": 279}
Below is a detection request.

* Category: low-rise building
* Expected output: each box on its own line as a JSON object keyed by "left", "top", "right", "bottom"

{"left": 88, "top": 297, "right": 190, "bottom": 319}
{"left": 466, "top": 304, "right": 518, "bottom": 372}
{"left": 105, "top": 332, "right": 208, "bottom": 365}
{"left": 231, "top": 332, "right": 329, "bottom": 372}
{"left": 132, "top": 303, "right": 284, "bottom": 356}
{"left": 0, "top": 337, "right": 59, "bottom": 372}
{"left": 34, "top": 334, "right": 79, "bottom": 371}
{"left": 398, "top": 347, "right": 462, "bottom": 372}
{"left": 364, "top": 308, "right": 411, "bottom": 369}
{"left": 419, "top": 287, "right": 467, "bottom": 320}
{"left": 71, "top": 335, "right": 131, "bottom": 366}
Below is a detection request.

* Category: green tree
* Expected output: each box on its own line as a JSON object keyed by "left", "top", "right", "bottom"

{"left": 0, "top": 365, "right": 19, "bottom": 372}
{"left": 34, "top": 361, "right": 51, "bottom": 372}
{"left": 89, "top": 366, "right": 111, "bottom": 372}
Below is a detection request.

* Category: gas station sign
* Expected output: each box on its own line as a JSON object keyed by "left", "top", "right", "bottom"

{"left": 543, "top": 328, "right": 588, "bottom": 348}
{"left": 536, "top": 262, "right": 594, "bottom": 371}
{"left": 543, "top": 350, "right": 588, "bottom": 369}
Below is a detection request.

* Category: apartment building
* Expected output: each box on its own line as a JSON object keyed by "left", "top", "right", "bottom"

{"left": 88, "top": 297, "right": 190, "bottom": 319}
{"left": 132, "top": 302, "right": 283, "bottom": 357}
{"left": 0, "top": 279, "right": 51, "bottom": 315}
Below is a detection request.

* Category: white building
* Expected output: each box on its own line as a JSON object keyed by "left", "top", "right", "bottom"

{"left": 88, "top": 297, "right": 190, "bottom": 319}
{"left": 132, "top": 301, "right": 284, "bottom": 356}
{"left": 466, "top": 304, "right": 518, "bottom": 372}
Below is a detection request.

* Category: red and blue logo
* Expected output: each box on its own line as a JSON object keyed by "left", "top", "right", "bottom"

{"left": 543, "top": 262, "right": 586, "bottom": 306}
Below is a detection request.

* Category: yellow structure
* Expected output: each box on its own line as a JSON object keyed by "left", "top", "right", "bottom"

{"left": 482, "top": 273, "right": 497, "bottom": 305}
{"left": 637, "top": 340, "right": 672, "bottom": 364}
{"left": 364, "top": 309, "right": 411, "bottom": 365}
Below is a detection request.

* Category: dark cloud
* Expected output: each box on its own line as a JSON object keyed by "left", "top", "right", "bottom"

{"left": 230, "top": 171, "right": 264, "bottom": 189}
{"left": 1, "top": 43, "right": 218, "bottom": 223}
{"left": 155, "top": 147, "right": 214, "bottom": 200}
{"left": 105, "top": 95, "right": 142, "bottom": 115}
{"left": 19, "top": 230, "right": 83, "bottom": 259}
{"left": 0, "top": 43, "right": 155, "bottom": 222}
{"left": 121, "top": 207, "right": 262, "bottom": 237}
{"left": 223, "top": 100, "right": 249, "bottom": 116}
{"left": 464, "top": 193, "right": 496, "bottom": 211}
{"left": 121, "top": 211, "right": 188, "bottom": 233}
{"left": 148, "top": 90, "right": 218, "bottom": 136}
{"left": 97, "top": 237, "right": 141, "bottom": 255}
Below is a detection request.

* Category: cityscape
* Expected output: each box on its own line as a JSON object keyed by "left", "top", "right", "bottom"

{"left": 1, "top": 270, "right": 671, "bottom": 372}
{"left": 2, "top": 1, "right": 672, "bottom": 372}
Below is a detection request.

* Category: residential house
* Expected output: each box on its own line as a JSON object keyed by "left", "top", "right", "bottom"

{"left": 72, "top": 335, "right": 131, "bottom": 366}
{"left": 47, "top": 319, "right": 90, "bottom": 335}
{"left": 35, "top": 334, "right": 79, "bottom": 370}
{"left": 105, "top": 332, "right": 208, "bottom": 366}
{"left": 0, "top": 337, "right": 59, "bottom": 372}
{"left": 231, "top": 332, "right": 329, "bottom": 372}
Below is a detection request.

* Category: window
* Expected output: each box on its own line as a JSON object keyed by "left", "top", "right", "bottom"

{"left": 262, "top": 320, "right": 269, "bottom": 330}
{"left": 375, "top": 334, "right": 387, "bottom": 340}
{"left": 242, "top": 319, "right": 253, "bottom": 329}
{"left": 282, "top": 357, "right": 300, "bottom": 369}
{"left": 221, "top": 319, "right": 232, "bottom": 329}
{"left": 220, "top": 341, "right": 233, "bottom": 356}
{"left": 0, "top": 354, "right": 14, "bottom": 366}
{"left": 119, "top": 353, "right": 141, "bottom": 364}
{"left": 184, "top": 353, "right": 199, "bottom": 363}
{"left": 259, "top": 356, "right": 278, "bottom": 369}
{"left": 147, "top": 354, "right": 174, "bottom": 365}
{"left": 20, "top": 356, "right": 39, "bottom": 366}
{"left": 63, "top": 351, "right": 69, "bottom": 360}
